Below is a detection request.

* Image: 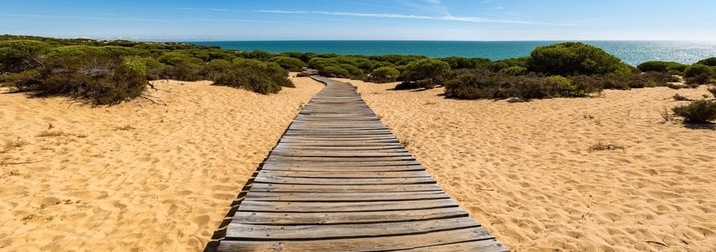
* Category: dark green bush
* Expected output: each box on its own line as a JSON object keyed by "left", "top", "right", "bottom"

{"left": 637, "top": 61, "right": 688, "bottom": 73}
{"left": 672, "top": 100, "right": 716, "bottom": 123}
{"left": 0, "top": 40, "right": 49, "bottom": 72}
{"left": 400, "top": 59, "right": 450, "bottom": 88}
{"left": 269, "top": 56, "right": 305, "bottom": 72}
{"left": 667, "top": 70, "right": 683, "bottom": 76}
{"left": 696, "top": 57, "right": 716, "bottom": 67}
{"left": 527, "top": 42, "right": 630, "bottom": 76}
{"left": 444, "top": 70, "right": 601, "bottom": 100}
{"left": 394, "top": 81, "right": 422, "bottom": 90}
{"left": 212, "top": 63, "right": 292, "bottom": 94}
{"left": 369, "top": 66, "right": 400, "bottom": 83}
{"left": 14, "top": 55, "right": 147, "bottom": 105}
{"left": 444, "top": 70, "right": 509, "bottom": 99}
{"left": 318, "top": 65, "right": 350, "bottom": 78}
{"left": 684, "top": 64, "right": 714, "bottom": 85}
{"left": 439, "top": 57, "right": 491, "bottom": 70}
{"left": 684, "top": 64, "right": 713, "bottom": 78}
{"left": 499, "top": 66, "right": 527, "bottom": 76}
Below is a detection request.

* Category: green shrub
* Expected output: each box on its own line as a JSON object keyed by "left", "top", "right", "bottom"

{"left": 370, "top": 66, "right": 400, "bottom": 83}
{"left": 672, "top": 100, "right": 716, "bottom": 123}
{"left": 318, "top": 65, "right": 350, "bottom": 78}
{"left": 499, "top": 66, "right": 527, "bottom": 76}
{"left": 269, "top": 56, "right": 305, "bottom": 72}
{"left": 444, "top": 70, "right": 509, "bottom": 99}
{"left": 545, "top": 75, "right": 584, "bottom": 96}
{"left": 339, "top": 63, "right": 364, "bottom": 79}
{"left": 212, "top": 64, "right": 291, "bottom": 94}
{"left": 444, "top": 70, "right": 600, "bottom": 100}
{"left": 13, "top": 55, "right": 147, "bottom": 105}
{"left": 637, "top": 61, "right": 688, "bottom": 73}
{"left": 667, "top": 70, "right": 683, "bottom": 76}
{"left": 684, "top": 64, "right": 714, "bottom": 85}
{"left": 0, "top": 40, "right": 49, "bottom": 72}
{"left": 400, "top": 59, "right": 450, "bottom": 88}
{"left": 527, "top": 42, "right": 630, "bottom": 76}
{"left": 439, "top": 57, "right": 491, "bottom": 70}
{"left": 684, "top": 64, "right": 713, "bottom": 78}
{"left": 696, "top": 57, "right": 716, "bottom": 67}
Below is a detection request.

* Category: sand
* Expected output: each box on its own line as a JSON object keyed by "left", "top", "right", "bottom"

{"left": 340, "top": 78, "right": 716, "bottom": 252}
{"left": 0, "top": 74, "right": 323, "bottom": 251}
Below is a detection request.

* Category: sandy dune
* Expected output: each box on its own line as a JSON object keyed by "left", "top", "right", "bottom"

{"left": 0, "top": 74, "right": 323, "bottom": 251}
{"left": 341, "top": 78, "right": 716, "bottom": 252}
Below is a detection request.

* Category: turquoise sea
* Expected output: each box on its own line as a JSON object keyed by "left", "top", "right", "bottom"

{"left": 191, "top": 41, "right": 716, "bottom": 66}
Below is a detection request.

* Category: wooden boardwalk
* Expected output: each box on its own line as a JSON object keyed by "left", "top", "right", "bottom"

{"left": 213, "top": 77, "right": 506, "bottom": 251}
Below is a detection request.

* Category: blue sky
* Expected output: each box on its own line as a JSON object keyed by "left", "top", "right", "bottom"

{"left": 1, "top": 0, "right": 714, "bottom": 41}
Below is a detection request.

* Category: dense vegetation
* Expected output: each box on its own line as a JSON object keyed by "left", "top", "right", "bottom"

{"left": 0, "top": 35, "right": 295, "bottom": 104}
{"left": 1, "top": 36, "right": 715, "bottom": 107}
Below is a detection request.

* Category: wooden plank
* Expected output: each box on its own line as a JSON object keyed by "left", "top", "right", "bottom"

{"left": 259, "top": 170, "right": 431, "bottom": 178}
{"left": 226, "top": 217, "right": 479, "bottom": 240}
{"left": 266, "top": 157, "right": 416, "bottom": 163}
{"left": 407, "top": 240, "right": 508, "bottom": 252}
{"left": 237, "top": 199, "right": 457, "bottom": 212}
{"left": 232, "top": 206, "right": 466, "bottom": 224}
{"left": 249, "top": 183, "right": 442, "bottom": 193}
{"left": 260, "top": 164, "right": 426, "bottom": 172}
{"left": 253, "top": 175, "right": 436, "bottom": 185}
{"left": 217, "top": 227, "right": 497, "bottom": 252}
{"left": 244, "top": 191, "right": 449, "bottom": 202}
{"left": 261, "top": 160, "right": 421, "bottom": 167}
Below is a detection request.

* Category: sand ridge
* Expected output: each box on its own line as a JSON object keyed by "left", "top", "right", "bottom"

{"left": 0, "top": 74, "right": 323, "bottom": 251}
{"left": 341, "top": 78, "right": 716, "bottom": 252}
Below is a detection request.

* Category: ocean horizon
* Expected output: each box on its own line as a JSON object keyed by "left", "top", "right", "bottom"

{"left": 191, "top": 40, "right": 716, "bottom": 66}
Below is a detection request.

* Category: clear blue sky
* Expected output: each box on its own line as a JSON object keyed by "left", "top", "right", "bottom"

{"left": 1, "top": 0, "right": 714, "bottom": 41}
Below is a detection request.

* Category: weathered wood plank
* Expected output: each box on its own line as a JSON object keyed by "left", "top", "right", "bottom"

{"left": 237, "top": 199, "right": 457, "bottom": 213}
{"left": 254, "top": 174, "right": 435, "bottom": 185}
{"left": 232, "top": 206, "right": 466, "bottom": 224}
{"left": 227, "top": 216, "right": 479, "bottom": 240}
{"left": 244, "top": 191, "right": 449, "bottom": 202}
{"left": 259, "top": 164, "right": 427, "bottom": 172}
{"left": 217, "top": 227, "right": 497, "bottom": 251}
{"left": 249, "top": 183, "right": 442, "bottom": 193}
{"left": 259, "top": 170, "right": 431, "bottom": 178}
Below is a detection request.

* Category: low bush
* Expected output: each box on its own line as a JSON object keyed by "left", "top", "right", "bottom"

{"left": 369, "top": 66, "right": 400, "bottom": 83}
{"left": 684, "top": 64, "right": 713, "bottom": 78}
{"left": 400, "top": 59, "right": 450, "bottom": 88}
{"left": 13, "top": 55, "right": 148, "bottom": 105}
{"left": 269, "top": 56, "right": 305, "bottom": 72}
{"left": 696, "top": 57, "right": 716, "bottom": 67}
{"left": 667, "top": 70, "right": 683, "bottom": 76}
{"left": 212, "top": 64, "right": 292, "bottom": 94}
{"left": 637, "top": 61, "right": 688, "bottom": 73}
{"left": 527, "top": 42, "right": 631, "bottom": 76}
{"left": 672, "top": 100, "right": 716, "bottom": 123}
{"left": 318, "top": 65, "right": 350, "bottom": 78}
{"left": 443, "top": 70, "right": 601, "bottom": 100}
{"left": 0, "top": 40, "right": 49, "bottom": 72}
